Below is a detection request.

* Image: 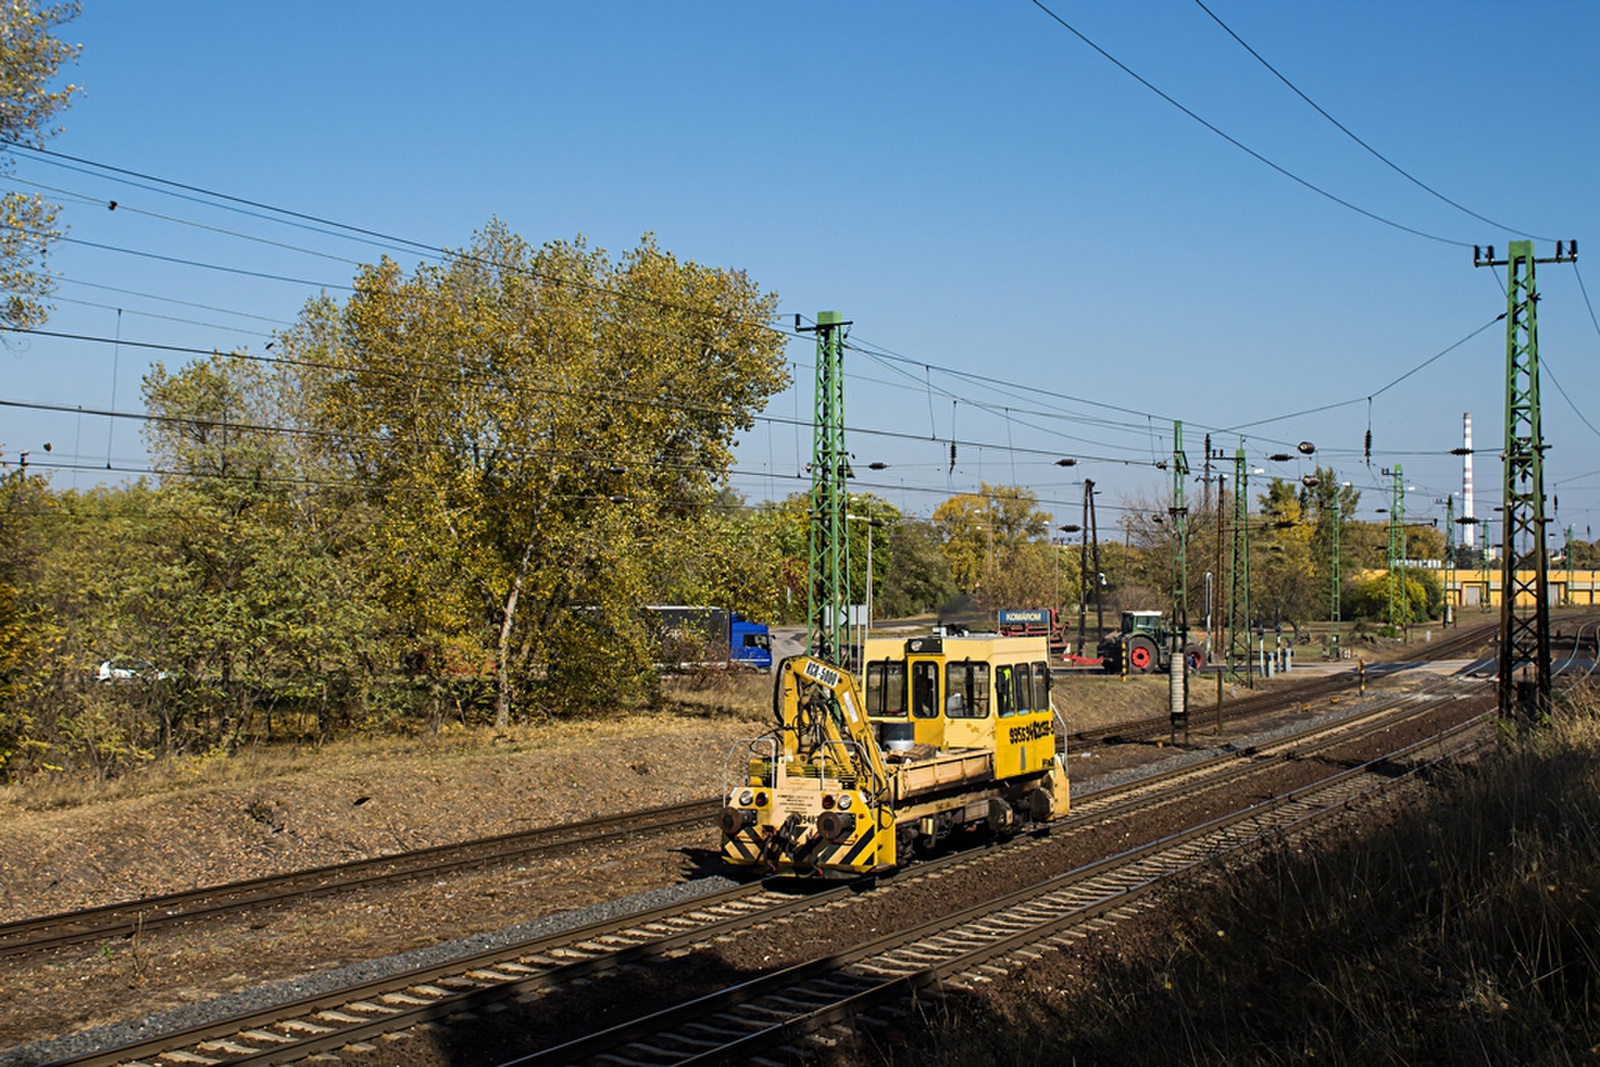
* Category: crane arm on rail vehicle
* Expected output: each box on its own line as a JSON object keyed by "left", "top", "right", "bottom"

{"left": 717, "top": 654, "right": 896, "bottom": 877}
{"left": 775, "top": 655, "right": 891, "bottom": 792}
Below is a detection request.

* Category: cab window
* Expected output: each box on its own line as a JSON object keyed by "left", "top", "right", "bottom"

{"left": 865, "top": 659, "right": 906, "bottom": 717}
{"left": 1012, "top": 662, "right": 1032, "bottom": 713}
{"left": 1032, "top": 661, "right": 1051, "bottom": 710}
{"left": 944, "top": 661, "right": 990, "bottom": 718}
{"left": 995, "top": 664, "right": 1014, "bottom": 716}
{"left": 911, "top": 661, "right": 940, "bottom": 718}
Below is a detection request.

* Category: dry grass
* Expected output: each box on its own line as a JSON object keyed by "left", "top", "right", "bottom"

{"left": 1053, "top": 672, "right": 1256, "bottom": 733}
{"left": 863, "top": 684, "right": 1600, "bottom": 1066}
{"left": 0, "top": 670, "right": 1184, "bottom": 814}
{"left": 0, "top": 702, "right": 763, "bottom": 816}
{"left": 1054, "top": 674, "right": 1176, "bottom": 733}
{"left": 657, "top": 669, "right": 773, "bottom": 722}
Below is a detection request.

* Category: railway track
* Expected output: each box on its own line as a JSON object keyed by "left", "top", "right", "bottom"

{"left": 510, "top": 717, "right": 1487, "bottom": 1066}
{"left": 47, "top": 676, "right": 1491, "bottom": 1067}
{"left": 0, "top": 797, "right": 722, "bottom": 959}
{"left": 1066, "top": 670, "right": 1490, "bottom": 823}
{"left": 1069, "top": 617, "right": 1500, "bottom": 747}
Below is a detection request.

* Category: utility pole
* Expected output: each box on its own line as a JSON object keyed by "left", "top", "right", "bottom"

{"left": 1443, "top": 494, "right": 1456, "bottom": 628}
{"left": 1203, "top": 444, "right": 1228, "bottom": 660}
{"left": 1566, "top": 525, "right": 1576, "bottom": 606}
{"left": 1475, "top": 240, "right": 1572, "bottom": 718}
{"left": 1329, "top": 488, "right": 1342, "bottom": 655}
{"left": 1383, "top": 465, "right": 1404, "bottom": 633}
{"left": 797, "top": 311, "right": 852, "bottom": 663}
{"left": 1214, "top": 471, "right": 1226, "bottom": 664}
{"left": 1076, "top": 478, "right": 1101, "bottom": 655}
{"left": 1169, "top": 421, "right": 1190, "bottom": 739}
{"left": 1227, "top": 443, "right": 1251, "bottom": 686}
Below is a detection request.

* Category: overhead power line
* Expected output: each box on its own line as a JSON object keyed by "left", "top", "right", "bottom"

{"left": 48, "top": 294, "right": 276, "bottom": 337}
{"left": 3, "top": 329, "right": 1138, "bottom": 469}
{"left": 1575, "top": 261, "right": 1600, "bottom": 342}
{"left": 5, "top": 142, "right": 1571, "bottom": 502}
{"left": 9, "top": 172, "right": 370, "bottom": 267}
{"left": 57, "top": 276, "right": 295, "bottom": 326}
{"left": 11, "top": 326, "right": 777, "bottom": 428}
{"left": 6, "top": 139, "right": 1469, "bottom": 474}
{"left": 1540, "top": 353, "right": 1600, "bottom": 442}
{"left": 5, "top": 140, "right": 794, "bottom": 340}
{"left": 1027, "top": 0, "right": 1473, "bottom": 248}
{"left": 5, "top": 140, "right": 442, "bottom": 256}
{"left": 0, "top": 395, "right": 736, "bottom": 481}
{"left": 52, "top": 232, "right": 354, "bottom": 290}
{"left": 846, "top": 332, "right": 1178, "bottom": 429}
{"left": 1217, "top": 313, "right": 1505, "bottom": 433}
{"left": 1191, "top": 0, "right": 1556, "bottom": 242}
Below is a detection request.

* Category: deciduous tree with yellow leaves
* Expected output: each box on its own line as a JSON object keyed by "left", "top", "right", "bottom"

{"left": 0, "top": 0, "right": 81, "bottom": 330}
{"left": 283, "top": 223, "right": 787, "bottom": 724}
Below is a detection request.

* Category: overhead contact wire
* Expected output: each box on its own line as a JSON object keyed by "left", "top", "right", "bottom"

{"left": 1028, "top": 0, "right": 1473, "bottom": 248}
{"left": 5, "top": 141, "right": 796, "bottom": 341}
{"left": 1192, "top": 0, "right": 1555, "bottom": 241}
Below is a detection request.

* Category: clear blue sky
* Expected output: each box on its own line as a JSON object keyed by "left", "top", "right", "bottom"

{"left": 5, "top": 2, "right": 1599, "bottom": 544}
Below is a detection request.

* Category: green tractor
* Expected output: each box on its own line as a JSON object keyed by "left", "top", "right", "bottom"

{"left": 1098, "top": 610, "right": 1178, "bottom": 674}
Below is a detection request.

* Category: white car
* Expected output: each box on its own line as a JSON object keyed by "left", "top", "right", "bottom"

{"left": 95, "top": 658, "right": 167, "bottom": 682}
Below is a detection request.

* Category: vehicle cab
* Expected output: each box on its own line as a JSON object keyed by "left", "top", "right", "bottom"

{"left": 859, "top": 632, "right": 1057, "bottom": 779}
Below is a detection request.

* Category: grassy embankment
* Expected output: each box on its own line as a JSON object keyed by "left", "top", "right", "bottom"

{"left": 868, "top": 685, "right": 1600, "bottom": 1065}
{"left": 0, "top": 672, "right": 775, "bottom": 814}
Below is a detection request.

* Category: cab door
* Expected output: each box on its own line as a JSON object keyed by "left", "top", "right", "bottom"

{"left": 908, "top": 657, "right": 944, "bottom": 748}
{"left": 942, "top": 659, "right": 993, "bottom": 751}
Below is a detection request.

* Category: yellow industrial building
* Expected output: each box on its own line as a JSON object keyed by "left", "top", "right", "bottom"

{"left": 1440, "top": 569, "right": 1600, "bottom": 608}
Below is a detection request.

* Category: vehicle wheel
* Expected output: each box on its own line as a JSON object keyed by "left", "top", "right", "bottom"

{"left": 1127, "top": 636, "right": 1157, "bottom": 673}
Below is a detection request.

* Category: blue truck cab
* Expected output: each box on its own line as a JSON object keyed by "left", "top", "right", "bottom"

{"left": 645, "top": 605, "right": 772, "bottom": 672}
{"left": 729, "top": 612, "right": 773, "bottom": 671}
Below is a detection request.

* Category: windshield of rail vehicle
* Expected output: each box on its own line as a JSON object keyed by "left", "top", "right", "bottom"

{"left": 865, "top": 658, "right": 906, "bottom": 717}
{"left": 945, "top": 660, "right": 990, "bottom": 718}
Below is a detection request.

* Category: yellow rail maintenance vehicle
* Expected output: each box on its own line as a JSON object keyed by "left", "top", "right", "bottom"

{"left": 718, "top": 632, "right": 1068, "bottom": 878}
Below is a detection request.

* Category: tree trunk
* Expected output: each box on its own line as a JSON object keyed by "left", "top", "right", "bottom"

{"left": 495, "top": 536, "right": 537, "bottom": 728}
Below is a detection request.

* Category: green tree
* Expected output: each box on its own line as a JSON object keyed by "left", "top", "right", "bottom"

{"left": 0, "top": 1, "right": 82, "bottom": 329}
{"left": 1254, "top": 478, "right": 1318, "bottom": 629}
{"left": 1113, "top": 495, "right": 1177, "bottom": 612}
{"left": 644, "top": 491, "right": 785, "bottom": 621}
{"left": 932, "top": 484, "right": 1051, "bottom": 609}
{"left": 751, "top": 493, "right": 811, "bottom": 624}
{"left": 1344, "top": 518, "right": 1390, "bottom": 571}
{"left": 1572, "top": 539, "right": 1600, "bottom": 569}
{"left": 979, "top": 540, "right": 1070, "bottom": 616}
{"left": 1348, "top": 569, "right": 1441, "bottom": 628}
{"left": 1300, "top": 468, "right": 1361, "bottom": 620}
{"left": 1406, "top": 520, "right": 1446, "bottom": 563}
{"left": 285, "top": 223, "right": 787, "bottom": 723}
{"left": 142, "top": 352, "right": 388, "bottom": 744}
{"left": 877, "top": 518, "right": 958, "bottom": 619}
{"left": 1, "top": 478, "right": 187, "bottom": 773}
{"left": 0, "top": 466, "right": 53, "bottom": 772}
